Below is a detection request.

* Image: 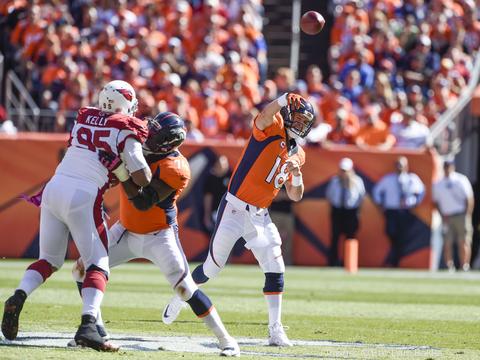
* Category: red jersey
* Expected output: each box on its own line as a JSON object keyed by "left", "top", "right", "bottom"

{"left": 228, "top": 113, "right": 306, "bottom": 208}
{"left": 70, "top": 107, "right": 148, "bottom": 154}
{"left": 120, "top": 151, "right": 191, "bottom": 234}
{"left": 56, "top": 107, "right": 148, "bottom": 188}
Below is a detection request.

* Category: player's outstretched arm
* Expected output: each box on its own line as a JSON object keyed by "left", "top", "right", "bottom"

{"left": 284, "top": 160, "right": 304, "bottom": 202}
{"left": 256, "top": 93, "right": 303, "bottom": 131}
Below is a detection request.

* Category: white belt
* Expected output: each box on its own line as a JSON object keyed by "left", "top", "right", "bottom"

{"left": 225, "top": 192, "right": 265, "bottom": 213}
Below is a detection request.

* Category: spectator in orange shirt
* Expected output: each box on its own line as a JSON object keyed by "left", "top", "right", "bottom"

{"left": 355, "top": 105, "right": 396, "bottom": 150}
{"left": 325, "top": 107, "right": 360, "bottom": 137}
{"left": 325, "top": 108, "right": 358, "bottom": 145}
{"left": 199, "top": 96, "right": 229, "bottom": 138}
{"left": 320, "top": 81, "right": 353, "bottom": 120}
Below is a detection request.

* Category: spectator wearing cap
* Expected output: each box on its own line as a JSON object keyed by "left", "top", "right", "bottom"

{"left": 355, "top": 105, "right": 396, "bottom": 150}
{"left": 326, "top": 158, "right": 366, "bottom": 266}
{"left": 390, "top": 106, "right": 431, "bottom": 149}
{"left": 433, "top": 158, "right": 474, "bottom": 272}
{"left": 373, "top": 156, "right": 425, "bottom": 267}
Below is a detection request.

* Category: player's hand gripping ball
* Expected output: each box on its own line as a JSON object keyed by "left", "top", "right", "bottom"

{"left": 301, "top": 11, "right": 325, "bottom": 35}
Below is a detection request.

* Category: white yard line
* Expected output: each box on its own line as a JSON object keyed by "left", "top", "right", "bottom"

{"left": 1, "top": 331, "right": 440, "bottom": 358}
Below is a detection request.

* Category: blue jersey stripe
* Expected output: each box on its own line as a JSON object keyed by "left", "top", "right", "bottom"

{"left": 157, "top": 192, "right": 177, "bottom": 225}
{"left": 209, "top": 193, "right": 227, "bottom": 268}
{"left": 229, "top": 135, "right": 282, "bottom": 195}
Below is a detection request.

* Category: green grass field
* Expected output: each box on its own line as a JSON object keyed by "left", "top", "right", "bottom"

{"left": 0, "top": 259, "right": 479, "bottom": 359}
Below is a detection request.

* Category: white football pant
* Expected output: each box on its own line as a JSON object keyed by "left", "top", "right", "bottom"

{"left": 107, "top": 221, "right": 197, "bottom": 299}
{"left": 39, "top": 174, "right": 109, "bottom": 273}
{"left": 203, "top": 193, "right": 285, "bottom": 279}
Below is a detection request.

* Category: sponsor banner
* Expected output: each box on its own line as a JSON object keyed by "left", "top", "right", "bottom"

{"left": 0, "top": 135, "right": 434, "bottom": 267}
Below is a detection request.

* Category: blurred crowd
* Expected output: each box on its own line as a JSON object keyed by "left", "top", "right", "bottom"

{"left": 303, "top": 0, "right": 479, "bottom": 150}
{"left": 0, "top": 0, "right": 266, "bottom": 136}
{"left": 0, "top": 0, "right": 479, "bottom": 148}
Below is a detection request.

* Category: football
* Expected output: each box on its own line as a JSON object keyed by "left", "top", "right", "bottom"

{"left": 300, "top": 11, "right": 325, "bottom": 35}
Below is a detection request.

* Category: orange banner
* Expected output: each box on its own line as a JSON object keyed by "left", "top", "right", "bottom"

{"left": 0, "top": 134, "right": 435, "bottom": 268}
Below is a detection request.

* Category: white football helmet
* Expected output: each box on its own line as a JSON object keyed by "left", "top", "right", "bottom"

{"left": 98, "top": 80, "right": 138, "bottom": 116}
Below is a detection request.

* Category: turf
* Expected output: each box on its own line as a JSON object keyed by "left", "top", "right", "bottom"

{"left": 0, "top": 259, "right": 479, "bottom": 359}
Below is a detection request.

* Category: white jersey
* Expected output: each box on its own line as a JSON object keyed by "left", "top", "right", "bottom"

{"left": 55, "top": 107, "right": 148, "bottom": 188}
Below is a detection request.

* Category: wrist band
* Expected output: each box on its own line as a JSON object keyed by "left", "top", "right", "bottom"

{"left": 276, "top": 93, "right": 288, "bottom": 107}
{"left": 113, "top": 163, "right": 129, "bottom": 182}
{"left": 291, "top": 174, "right": 303, "bottom": 187}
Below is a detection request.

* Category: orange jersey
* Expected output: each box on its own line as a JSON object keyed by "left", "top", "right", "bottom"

{"left": 120, "top": 151, "right": 190, "bottom": 234}
{"left": 228, "top": 113, "right": 306, "bottom": 208}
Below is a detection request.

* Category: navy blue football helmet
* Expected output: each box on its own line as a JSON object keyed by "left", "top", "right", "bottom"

{"left": 280, "top": 97, "right": 315, "bottom": 138}
{"left": 145, "top": 112, "right": 187, "bottom": 154}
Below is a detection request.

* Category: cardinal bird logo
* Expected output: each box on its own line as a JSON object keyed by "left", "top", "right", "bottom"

{"left": 116, "top": 88, "right": 133, "bottom": 101}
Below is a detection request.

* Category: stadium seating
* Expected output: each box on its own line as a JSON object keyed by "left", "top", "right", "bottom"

{"left": 0, "top": 0, "right": 478, "bottom": 147}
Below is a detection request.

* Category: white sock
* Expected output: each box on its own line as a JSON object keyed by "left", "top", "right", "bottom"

{"left": 18, "top": 269, "right": 44, "bottom": 296}
{"left": 96, "top": 308, "right": 104, "bottom": 326}
{"left": 202, "top": 307, "right": 230, "bottom": 339}
{"left": 265, "top": 293, "right": 282, "bottom": 326}
{"left": 81, "top": 287, "right": 104, "bottom": 317}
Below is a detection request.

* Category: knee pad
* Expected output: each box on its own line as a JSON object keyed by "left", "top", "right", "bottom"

{"left": 192, "top": 264, "right": 210, "bottom": 284}
{"left": 263, "top": 272, "right": 284, "bottom": 293}
{"left": 186, "top": 289, "right": 213, "bottom": 317}
{"left": 258, "top": 245, "right": 285, "bottom": 273}
{"left": 175, "top": 274, "right": 198, "bottom": 301}
{"left": 28, "top": 259, "right": 55, "bottom": 281}
{"left": 82, "top": 265, "right": 108, "bottom": 292}
{"left": 83, "top": 267, "right": 108, "bottom": 292}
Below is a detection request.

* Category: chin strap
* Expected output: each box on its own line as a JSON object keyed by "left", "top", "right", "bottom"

{"left": 284, "top": 128, "right": 298, "bottom": 156}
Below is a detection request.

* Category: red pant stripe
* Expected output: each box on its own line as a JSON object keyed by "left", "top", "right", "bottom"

{"left": 27, "top": 259, "right": 53, "bottom": 282}
{"left": 83, "top": 270, "right": 107, "bottom": 292}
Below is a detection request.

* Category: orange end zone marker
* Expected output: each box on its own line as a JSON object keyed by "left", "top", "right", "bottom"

{"left": 344, "top": 239, "right": 358, "bottom": 273}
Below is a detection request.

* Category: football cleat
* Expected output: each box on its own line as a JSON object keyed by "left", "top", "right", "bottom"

{"left": 268, "top": 322, "right": 293, "bottom": 347}
{"left": 96, "top": 324, "right": 109, "bottom": 340}
{"left": 162, "top": 295, "right": 187, "bottom": 325}
{"left": 1, "top": 289, "right": 27, "bottom": 340}
{"left": 218, "top": 335, "right": 240, "bottom": 357}
{"left": 74, "top": 315, "right": 119, "bottom": 352}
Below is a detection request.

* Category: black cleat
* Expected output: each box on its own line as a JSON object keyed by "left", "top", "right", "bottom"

{"left": 96, "top": 324, "right": 109, "bottom": 340}
{"left": 2, "top": 290, "right": 27, "bottom": 340}
{"left": 74, "top": 315, "right": 118, "bottom": 352}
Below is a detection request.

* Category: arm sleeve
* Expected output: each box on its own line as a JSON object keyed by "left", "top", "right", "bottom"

{"left": 253, "top": 113, "right": 282, "bottom": 141}
{"left": 121, "top": 137, "right": 149, "bottom": 173}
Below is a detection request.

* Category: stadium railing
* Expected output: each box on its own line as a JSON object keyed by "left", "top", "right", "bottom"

{"left": 5, "top": 70, "right": 40, "bottom": 131}
{"left": 430, "top": 51, "right": 480, "bottom": 161}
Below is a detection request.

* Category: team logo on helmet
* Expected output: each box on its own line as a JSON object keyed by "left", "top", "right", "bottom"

{"left": 116, "top": 88, "right": 133, "bottom": 101}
